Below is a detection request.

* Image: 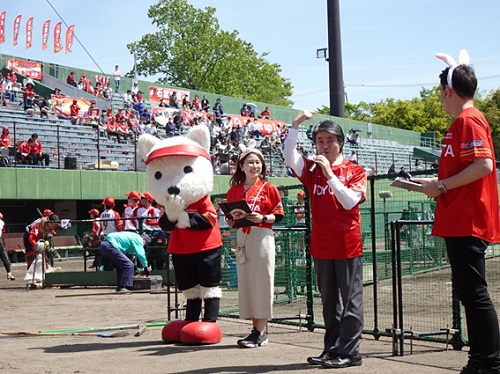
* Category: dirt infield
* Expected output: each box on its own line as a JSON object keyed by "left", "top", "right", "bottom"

{"left": 0, "top": 261, "right": 469, "bottom": 374}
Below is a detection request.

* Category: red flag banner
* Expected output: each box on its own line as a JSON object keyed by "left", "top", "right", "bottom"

{"left": 51, "top": 96, "right": 91, "bottom": 118}
{"left": 41, "top": 20, "right": 50, "bottom": 51}
{"left": 0, "top": 11, "right": 6, "bottom": 44}
{"left": 53, "top": 21, "right": 62, "bottom": 53}
{"left": 65, "top": 25, "right": 74, "bottom": 53}
{"left": 6, "top": 58, "right": 42, "bottom": 80}
{"left": 13, "top": 14, "right": 21, "bottom": 46}
{"left": 148, "top": 85, "right": 190, "bottom": 104}
{"left": 26, "top": 17, "right": 33, "bottom": 49}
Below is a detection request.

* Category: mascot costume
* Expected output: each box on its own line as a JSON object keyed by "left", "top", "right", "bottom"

{"left": 138, "top": 126, "right": 223, "bottom": 345}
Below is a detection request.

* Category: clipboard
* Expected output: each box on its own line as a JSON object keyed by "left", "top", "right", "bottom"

{"left": 218, "top": 200, "right": 257, "bottom": 228}
{"left": 390, "top": 177, "right": 424, "bottom": 193}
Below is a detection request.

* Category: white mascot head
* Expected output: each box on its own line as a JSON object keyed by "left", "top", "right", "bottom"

{"left": 137, "top": 126, "right": 213, "bottom": 229}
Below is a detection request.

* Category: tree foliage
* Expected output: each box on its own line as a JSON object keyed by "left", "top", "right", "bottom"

{"left": 127, "top": 0, "right": 293, "bottom": 106}
{"left": 321, "top": 86, "right": 500, "bottom": 158}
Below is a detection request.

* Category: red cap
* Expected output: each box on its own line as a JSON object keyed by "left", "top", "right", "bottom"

{"left": 125, "top": 191, "right": 140, "bottom": 200}
{"left": 43, "top": 209, "right": 54, "bottom": 216}
{"left": 145, "top": 144, "right": 210, "bottom": 165}
{"left": 88, "top": 209, "right": 99, "bottom": 216}
{"left": 297, "top": 191, "right": 305, "bottom": 198}
{"left": 102, "top": 196, "right": 115, "bottom": 206}
{"left": 2, "top": 126, "right": 8, "bottom": 132}
{"left": 140, "top": 192, "right": 154, "bottom": 203}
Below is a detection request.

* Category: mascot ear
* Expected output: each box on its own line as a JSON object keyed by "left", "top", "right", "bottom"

{"left": 186, "top": 125, "right": 210, "bottom": 152}
{"left": 138, "top": 134, "right": 161, "bottom": 161}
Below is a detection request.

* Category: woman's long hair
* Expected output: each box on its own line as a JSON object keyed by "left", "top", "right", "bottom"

{"left": 229, "top": 150, "right": 267, "bottom": 187}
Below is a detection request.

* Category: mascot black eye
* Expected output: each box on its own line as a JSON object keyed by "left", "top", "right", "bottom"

{"left": 154, "top": 171, "right": 162, "bottom": 180}
{"left": 184, "top": 166, "right": 193, "bottom": 174}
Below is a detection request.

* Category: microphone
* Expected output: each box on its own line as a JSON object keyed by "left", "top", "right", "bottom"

{"left": 309, "top": 152, "right": 324, "bottom": 173}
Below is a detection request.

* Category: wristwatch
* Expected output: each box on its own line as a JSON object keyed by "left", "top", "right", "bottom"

{"left": 437, "top": 180, "right": 447, "bottom": 194}
{"left": 261, "top": 215, "right": 268, "bottom": 223}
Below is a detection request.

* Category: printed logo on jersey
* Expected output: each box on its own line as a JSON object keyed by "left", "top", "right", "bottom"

{"left": 444, "top": 132, "right": 453, "bottom": 140}
{"left": 460, "top": 140, "right": 483, "bottom": 149}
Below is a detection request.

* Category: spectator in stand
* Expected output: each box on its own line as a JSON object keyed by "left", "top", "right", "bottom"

{"left": 81, "top": 73, "right": 92, "bottom": 93}
{"left": 240, "top": 104, "right": 249, "bottom": 117}
{"left": 398, "top": 167, "right": 412, "bottom": 179}
{"left": 191, "top": 95, "right": 201, "bottom": 111}
{"left": 347, "top": 150, "right": 358, "bottom": 164}
{"left": 201, "top": 95, "right": 210, "bottom": 112}
{"left": 248, "top": 118, "right": 263, "bottom": 138}
{"left": 213, "top": 98, "right": 224, "bottom": 118}
{"left": 70, "top": 99, "right": 81, "bottom": 125}
{"left": 115, "top": 108, "right": 124, "bottom": 123}
{"left": 2, "top": 75, "right": 14, "bottom": 104}
{"left": 23, "top": 82, "right": 35, "bottom": 100}
{"left": 100, "top": 197, "right": 124, "bottom": 235}
{"left": 52, "top": 88, "right": 62, "bottom": 98}
{"left": 123, "top": 191, "right": 140, "bottom": 231}
{"left": 131, "top": 81, "right": 139, "bottom": 97}
{"left": 0, "top": 212, "right": 15, "bottom": 280}
{"left": 306, "top": 125, "right": 314, "bottom": 141}
{"left": 113, "top": 65, "right": 121, "bottom": 93}
{"left": 260, "top": 135, "right": 272, "bottom": 154}
{"left": 165, "top": 117, "right": 179, "bottom": 137}
{"left": 30, "top": 133, "right": 50, "bottom": 166}
{"left": 415, "top": 159, "right": 424, "bottom": 171}
{"left": 39, "top": 97, "right": 51, "bottom": 118}
{"left": 23, "top": 75, "right": 34, "bottom": 88}
{"left": 158, "top": 98, "right": 168, "bottom": 107}
{"left": 93, "top": 82, "right": 103, "bottom": 98}
{"left": 1, "top": 126, "right": 11, "bottom": 149}
{"left": 182, "top": 94, "right": 190, "bottom": 110}
{"left": 24, "top": 92, "right": 40, "bottom": 117}
{"left": 134, "top": 90, "right": 144, "bottom": 104}
{"left": 346, "top": 130, "right": 360, "bottom": 146}
{"left": 430, "top": 159, "right": 439, "bottom": 170}
{"left": 169, "top": 91, "right": 179, "bottom": 109}
{"left": 221, "top": 116, "right": 232, "bottom": 134}
{"left": 229, "top": 125, "right": 241, "bottom": 147}
{"left": 388, "top": 163, "right": 396, "bottom": 175}
{"left": 172, "top": 112, "right": 184, "bottom": 133}
{"left": 16, "top": 138, "right": 35, "bottom": 164}
{"left": 260, "top": 107, "right": 271, "bottom": 119}
{"left": 66, "top": 70, "right": 77, "bottom": 87}
{"left": 102, "top": 82, "right": 113, "bottom": 100}
{"left": 6, "top": 70, "right": 17, "bottom": 86}
{"left": 97, "top": 109, "right": 108, "bottom": 135}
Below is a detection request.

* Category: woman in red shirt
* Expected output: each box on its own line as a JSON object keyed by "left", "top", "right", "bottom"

{"left": 225, "top": 146, "right": 284, "bottom": 348}
{"left": 0, "top": 126, "right": 11, "bottom": 148}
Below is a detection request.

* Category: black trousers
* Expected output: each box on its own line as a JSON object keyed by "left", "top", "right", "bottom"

{"left": 445, "top": 236, "right": 500, "bottom": 371}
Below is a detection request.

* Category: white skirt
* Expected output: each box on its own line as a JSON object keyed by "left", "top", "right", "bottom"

{"left": 236, "top": 227, "right": 275, "bottom": 319}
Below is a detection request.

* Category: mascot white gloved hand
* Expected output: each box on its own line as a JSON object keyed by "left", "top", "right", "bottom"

{"left": 138, "top": 125, "right": 223, "bottom": 345}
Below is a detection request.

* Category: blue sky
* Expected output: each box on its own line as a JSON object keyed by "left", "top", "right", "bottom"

{"left": 1, "top": 0, "right": 499, "bottom": 110}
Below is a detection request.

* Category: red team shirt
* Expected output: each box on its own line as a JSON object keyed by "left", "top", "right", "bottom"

{"left": 297, "top": 157, "right": 366, "bottom": 260}
{"left": 99, "top": 209, "right": 123, "bottom": 235}
{"left": 433, "top": 107, "right": 500, "bottom": 242}
{"left": 167, "top": 196, "right": 222, "bottom": 255}
{"left": 226, "top": 178, "right": 285, "bottom": 230}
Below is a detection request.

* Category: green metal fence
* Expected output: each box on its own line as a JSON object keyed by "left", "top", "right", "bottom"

{"left": 36, "top": 175, "right": 500, "bottom": 353}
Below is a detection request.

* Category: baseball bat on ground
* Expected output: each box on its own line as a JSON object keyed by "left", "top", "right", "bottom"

{"left": 0, "top": 330, "right": 129, "bottom": 338}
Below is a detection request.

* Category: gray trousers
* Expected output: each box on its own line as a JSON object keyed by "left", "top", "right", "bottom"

{"left": 314, "top": 256, "right": 363, "bottom": 357}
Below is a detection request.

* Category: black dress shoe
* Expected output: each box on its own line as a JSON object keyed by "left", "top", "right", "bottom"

{"left": 307, "top": 351, "right": 333, "bottom": 365}
{"left": 321, "top": 354, "right": 362, "bottom": 368}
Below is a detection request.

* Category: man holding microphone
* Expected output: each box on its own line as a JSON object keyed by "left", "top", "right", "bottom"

{"left": 283, "top": 111, "right": 367, "bottom": 368}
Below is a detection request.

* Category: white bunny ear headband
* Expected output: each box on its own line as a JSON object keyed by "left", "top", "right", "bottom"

{"left": 436, "top": 49, "right": 470, "bottom": 89}
{"left": 238, "top": 139, "right": 263, "bottom": 161}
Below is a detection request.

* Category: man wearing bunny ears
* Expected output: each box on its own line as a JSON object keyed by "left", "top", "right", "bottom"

{"left": 413, "top": 50, "right": 500, "bottom": 374}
